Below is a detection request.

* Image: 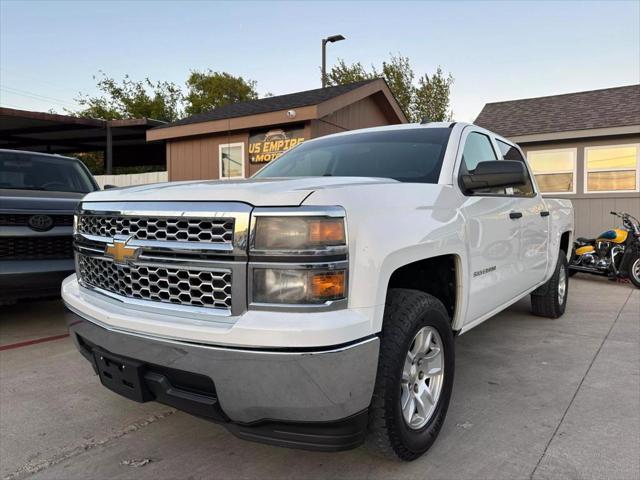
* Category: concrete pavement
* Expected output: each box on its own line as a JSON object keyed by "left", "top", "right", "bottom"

{"left": 0, "top": 275, "right": 638, "bottom": 479}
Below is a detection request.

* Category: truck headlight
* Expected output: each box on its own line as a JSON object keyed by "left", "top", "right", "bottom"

{"left": 253, "top": 216, "right": 346, "bottom": 253}
{"left": 252, "top": 268, "right": 346, "bottom": 304}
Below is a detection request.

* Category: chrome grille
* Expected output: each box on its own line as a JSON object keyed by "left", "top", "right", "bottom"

{"left": 77, "top": 215, "right": 234, "bottom": 243}
{"left": 77, "top": 254, "right": 232, "bottom": 309}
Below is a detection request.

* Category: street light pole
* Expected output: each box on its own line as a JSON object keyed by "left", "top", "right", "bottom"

{"left": 321, "top": 34, "right": 346, "bottom": 88}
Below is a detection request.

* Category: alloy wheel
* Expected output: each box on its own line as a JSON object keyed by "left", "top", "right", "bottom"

{"left": 400, "top": 326, "right": 445, "bottom": 430}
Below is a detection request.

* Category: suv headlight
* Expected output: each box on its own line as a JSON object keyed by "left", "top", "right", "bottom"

{"left": 249, "top": 207, "right": 348, "bottom": 309}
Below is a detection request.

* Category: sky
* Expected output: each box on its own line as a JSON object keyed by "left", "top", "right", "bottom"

{"left": 1, "top": 0, "right": 639, "bottom": 122}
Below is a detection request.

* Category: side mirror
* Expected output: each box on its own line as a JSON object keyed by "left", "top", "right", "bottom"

{"left": 461, "top": 160, "right": 526, "bottom": 193}
{"left": 103, "top": 184, "right": 118, "bottom": 190}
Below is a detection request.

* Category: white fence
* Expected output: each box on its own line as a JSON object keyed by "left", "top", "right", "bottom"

{"left": 94, "top": 171, "right": 168, "bottom": 189}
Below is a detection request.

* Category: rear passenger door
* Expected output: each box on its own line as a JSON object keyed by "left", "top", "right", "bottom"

{"left": 495, "top": 139, "right": 549, "bottom": 288}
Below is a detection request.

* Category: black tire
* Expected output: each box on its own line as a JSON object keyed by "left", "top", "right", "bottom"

{"left": 366, "top": 289, "right": 454, "bottom": 461}
{"left": 628, "top": 255, "right": 640, "bottom": 289}
{"left": 567, "top": 248, "right": 578, "bottom": 277}
{"left": 531, "top": 250, "right": 569, "bottom": 318}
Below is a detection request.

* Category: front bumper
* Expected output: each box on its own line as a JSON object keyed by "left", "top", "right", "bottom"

{"left": 65, "top": 309, "right": 379, "bottom": 451}
{"left": 0, "top": 259, "right": 74, "bottom": 301}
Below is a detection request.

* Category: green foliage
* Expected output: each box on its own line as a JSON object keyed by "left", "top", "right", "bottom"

{"left": 325, "top": 54, "right": 454, "bottom": 122}
{"left": 64, "top": 151, "right": 104, "bottom": 175}
{"left": 70, "top": 72, "right": 183, "bottom": 122}
{"left": 378, "top": 55, "right": 415, "bottom": 119}
{"left": 184, "top": 70, "right": 258, "bottom": 116}
{"left": 325, "top": 59, "right": 374, "bottom": 86}
{"left": 414, "top": 68, "right": 454, "bottom": 123}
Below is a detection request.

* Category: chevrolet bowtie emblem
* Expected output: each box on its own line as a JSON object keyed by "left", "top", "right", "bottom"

{"left": 105, "top": 238, "right": 138, "bottom": 265}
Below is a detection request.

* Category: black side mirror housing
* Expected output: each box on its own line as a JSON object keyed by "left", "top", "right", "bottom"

{"left": 461, "top": 160, "right": 526, "bottom": 193}
{"left": 103, "top": 184, "right": 118, "bottom": 190}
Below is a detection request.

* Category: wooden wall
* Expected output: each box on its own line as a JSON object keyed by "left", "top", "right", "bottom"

{"left": 167, "top": 132, "right": 248, "bottom": 181}
{"left": 311, "top": 94, "right": 392, "bottom": 137}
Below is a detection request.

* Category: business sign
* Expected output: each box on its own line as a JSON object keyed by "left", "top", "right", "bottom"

{"left": 249, "top": 126, "right": 305, "bottom": 164}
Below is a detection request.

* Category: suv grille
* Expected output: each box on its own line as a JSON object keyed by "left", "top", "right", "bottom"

{"left": 77, "top": 215, "right": 234, "bottom": 243}
{"left": 0, "top": 236, "right": 74, "bottom": 260}
{"left": 77, "top": 254, "right": 232, "bottom": 309}
{"left": 0, "top": 214, "right": 73, "bottom": 227}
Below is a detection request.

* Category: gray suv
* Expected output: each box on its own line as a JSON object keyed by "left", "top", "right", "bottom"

{"left": 0, "top": 150, "right": 98, "bottom": 304}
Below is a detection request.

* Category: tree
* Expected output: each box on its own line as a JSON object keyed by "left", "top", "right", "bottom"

{"left": 184, "top": 70, "right": 258, "bottom": 116}
{"left": 377, "top": 55, "right": 415, "bottom": 120}
{"left": 72, "top": 73, "right": 183, "bottom": 121}
{"left": 414, "top": 67, "right": 454, "bottom": 122}
{"left": 324, "top": 54, "right": 454, "bottom": 122}
{"left": 70, "top": 72, "right": 183, "bottom": 122}
{"left": 325, "top": 59, "right": 373, "bottom": 86}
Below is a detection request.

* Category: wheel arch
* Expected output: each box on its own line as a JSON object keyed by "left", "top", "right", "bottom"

{"left": 385, "top": 254, "right": 463, "bottom": 331}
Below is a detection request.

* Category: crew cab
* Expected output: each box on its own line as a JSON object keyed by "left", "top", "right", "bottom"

{"left": 0, "top": 150, "right": 98, "bottom": 304}
{"left": 62, "top": 122, "right": 573, "bottom": 460}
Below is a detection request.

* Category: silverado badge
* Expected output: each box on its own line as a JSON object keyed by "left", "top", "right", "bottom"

{"left": 105, "top": 238, "right": 138, "bottom": 265}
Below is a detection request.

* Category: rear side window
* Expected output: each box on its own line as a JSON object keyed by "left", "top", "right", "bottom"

{"left": 496, "top": 140, "right": 535, "bottom": 196}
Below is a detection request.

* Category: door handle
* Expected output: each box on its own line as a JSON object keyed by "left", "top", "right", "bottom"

{"left": 509, "top": 212, "right": 523, "bottom": 219}
{"left": 540, "top": 211, "right": 550, "bottom": 217}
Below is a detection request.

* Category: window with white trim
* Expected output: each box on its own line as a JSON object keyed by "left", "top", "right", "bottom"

{"left": 219, "top": 143, "right": 245, "bottom": 179}
{"left": 584, "top": 144, "right": 639, "bottom": 193}
{"left": 527, "top": 148, "right": 576, "bottom": 194}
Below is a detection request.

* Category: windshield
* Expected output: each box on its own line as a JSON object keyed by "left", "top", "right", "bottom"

{"left": 254, "top": 128, "right": 452, "bottom": 183}
{"left": 0, "top": 152, "right": 96, "bottom": 193}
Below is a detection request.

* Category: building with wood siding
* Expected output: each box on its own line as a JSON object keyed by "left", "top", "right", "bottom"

{"left": 147, "top": 79, "right": 407, "bottom": 182}
{"left": 476, "top": 85, "right": 640, "bottom": 237}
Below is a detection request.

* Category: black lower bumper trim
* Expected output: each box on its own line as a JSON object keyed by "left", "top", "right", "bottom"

{"left": 73, "top": 329, "right": 369, "bottom": 452}
{"left": 227, "top": 411, "right": 369, "bottom": 452}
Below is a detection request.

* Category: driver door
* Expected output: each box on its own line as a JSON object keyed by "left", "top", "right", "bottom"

{"left": 457, "top": 128, "right": 524, "bottom": 324}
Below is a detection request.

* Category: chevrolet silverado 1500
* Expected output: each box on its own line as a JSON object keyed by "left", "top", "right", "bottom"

{"left": 62, "top": 122, "right": 573, "bottom": 460}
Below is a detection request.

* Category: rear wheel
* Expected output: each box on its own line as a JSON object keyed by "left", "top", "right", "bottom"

{"left": 629, "top": 255, "right": 640, "bottom": 289}
{"left": 366, "top": 289, "right": 454, "bottom": 461}
{"left": 531, "top": 250, "right": 569, "bottom": 318}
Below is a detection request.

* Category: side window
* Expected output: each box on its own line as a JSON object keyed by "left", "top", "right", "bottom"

{"left": 496, "top": 140, "right": 535, "bottom": 196}
{"left": 460, "top": 131, "right": 504, "bottom": 195}
{"left": 461, "top": 132, "right": 497, "bottom": 171}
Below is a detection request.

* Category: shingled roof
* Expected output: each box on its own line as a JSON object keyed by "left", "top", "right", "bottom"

{"left": 475, "top": 84, "right": 640, "bottom": 138}
{"left": 156, "top": 79, "right": 380, "bottom": 129}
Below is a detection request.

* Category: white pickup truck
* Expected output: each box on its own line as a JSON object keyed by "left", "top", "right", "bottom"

{"left": 63, "top": 122, "right": 573, "bottom": 460}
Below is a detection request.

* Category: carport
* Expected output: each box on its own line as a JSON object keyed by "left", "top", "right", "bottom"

{"left": 0, "top": 107, "right": 166, "bottom": 173}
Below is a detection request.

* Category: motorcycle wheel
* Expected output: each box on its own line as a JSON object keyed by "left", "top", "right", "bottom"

{"left": 629, "top": 255, "right": 640, "bottom": 289}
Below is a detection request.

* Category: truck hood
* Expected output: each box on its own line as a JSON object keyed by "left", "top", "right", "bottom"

{"left": 81, "top": 177, "right": 398, "bottom": 206}
{"left": 0, "top": 188, "right": 86, "bottom": 212}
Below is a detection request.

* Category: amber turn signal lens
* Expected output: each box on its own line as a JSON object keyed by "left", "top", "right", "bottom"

{"left": 308, "top": 219, "right": 345, "bottom": 245}
{"left": 311, "top": 271, "right": 346, "bottom": 300}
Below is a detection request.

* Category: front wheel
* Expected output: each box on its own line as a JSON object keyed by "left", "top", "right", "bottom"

{"left": 629, "top": 255, "right": 640, "bottom": 289}
{"left": 366, "top": 289, "right": 454, "bottom": 461}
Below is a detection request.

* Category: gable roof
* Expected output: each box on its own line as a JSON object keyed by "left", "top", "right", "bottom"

{"left": 157, "top": 79, "right": 381, "bottom": 129}
{"left": 475, "top": 84, "right": 640, "bottom": 138}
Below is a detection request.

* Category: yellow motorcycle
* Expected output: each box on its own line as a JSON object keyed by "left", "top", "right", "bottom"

{"left": 569, "top": 211, "right": 640, "bottom": 288}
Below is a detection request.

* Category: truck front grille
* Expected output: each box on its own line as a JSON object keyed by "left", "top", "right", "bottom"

{"left": 0, "top": 236, "right": 74, "bottom": 260}
{"left": 77, "top": 215, "right": 234, "bottom": 243}
{"left": 77, "top": 254, "right": 232, "bottom": 310}
{"left": 74, "top": 202, "right": 250, "bottom": 316}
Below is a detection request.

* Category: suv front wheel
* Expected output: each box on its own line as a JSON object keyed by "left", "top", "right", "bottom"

{"left": 367, "top": 289, "right": 455, "bottom": 461}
